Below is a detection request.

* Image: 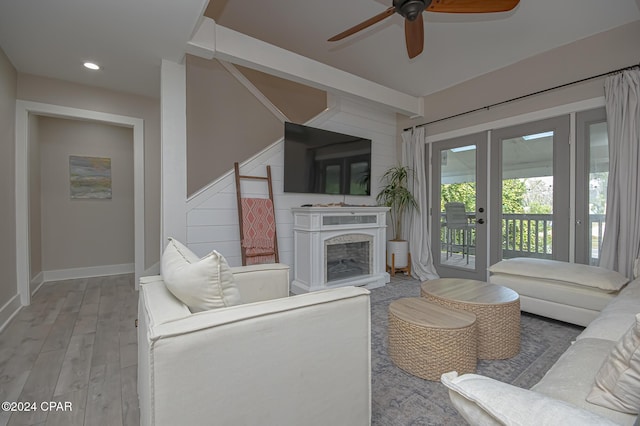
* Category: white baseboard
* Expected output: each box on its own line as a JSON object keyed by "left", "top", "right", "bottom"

{"left": 30, "top": 271, "right": 45, "bottom": 296}
{"left": 0, "top": 294, "right": 22, "bottom": 333}
{"left": 42, "top": 263, "right": 135, "bottom": 282}
{"left": 143, "top": 262, "right": 160, "bottom": 277}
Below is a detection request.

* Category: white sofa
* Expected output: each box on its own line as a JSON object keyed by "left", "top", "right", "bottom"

{"left": 137, "top": 263, "right": 372, "bottom": 426}
{"left": 443, "top": 275, "right": 640, "bottom": 425}
{"left": 489, "top": 258, "right": 630, "bottom": 326}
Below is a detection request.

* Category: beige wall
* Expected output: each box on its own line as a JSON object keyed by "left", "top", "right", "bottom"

{"left": 0, "top": 47, "right": 17, "bottom": 309}
{"left": 17, "top": 74, "right": 161, "bottom": 269}
{"left": 400, "top": 20, "right": 640, "bottom": 135}
{"left": 185, "top": 56, "right": 327, "bottom": 196}
{"left": 38, "top": 117, "right": 134, "bottom": 271}
{"left": 186, "top": 55, "right": 284, "bottom": 195}
{"left": 235, "top": 65, "right": 327, "bottom": 124}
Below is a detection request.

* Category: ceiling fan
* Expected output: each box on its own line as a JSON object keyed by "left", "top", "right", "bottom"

{"left": 328, "top": 0, "right": 520, "bottom": 59}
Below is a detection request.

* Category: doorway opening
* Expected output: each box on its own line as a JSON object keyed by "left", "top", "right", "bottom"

{"left": 15, "top": 101, "right": 144, "bottom": 305}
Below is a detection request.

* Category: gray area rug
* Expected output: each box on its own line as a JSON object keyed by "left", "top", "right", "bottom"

{"left": 370, "top": 276, "right": 584, "bottom": 425}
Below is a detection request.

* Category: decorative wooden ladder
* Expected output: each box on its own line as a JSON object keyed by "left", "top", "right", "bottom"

{"left": 234, "top": 162, "right": 280, "bottom": 266}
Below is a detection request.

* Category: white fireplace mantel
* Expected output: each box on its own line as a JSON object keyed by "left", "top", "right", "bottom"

{"left": 291, "top": 206, "right": 390, "bottom": 294}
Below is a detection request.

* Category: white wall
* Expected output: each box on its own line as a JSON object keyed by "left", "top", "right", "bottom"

{"left": 185, "top": 96, "right": 398, "bottom": 276}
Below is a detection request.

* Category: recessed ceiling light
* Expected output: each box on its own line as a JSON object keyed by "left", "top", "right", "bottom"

{"left": 83, "top": 62, "right": 100, "bottom": 70}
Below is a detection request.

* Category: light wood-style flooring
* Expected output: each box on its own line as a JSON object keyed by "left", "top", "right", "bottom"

{"left": 0, "top": 274, "right": 139, "bottom": 426}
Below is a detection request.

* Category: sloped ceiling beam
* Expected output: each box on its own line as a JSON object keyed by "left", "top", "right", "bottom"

{"left": 187, "top": 17, "right": 424, "bottom": 117}
{"left": 218, "top": 60, "right": 290, "bottom": 123}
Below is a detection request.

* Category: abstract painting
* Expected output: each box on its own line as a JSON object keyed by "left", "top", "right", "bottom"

{"left": 69, "top": 155, "right": 112, "bottom": 199}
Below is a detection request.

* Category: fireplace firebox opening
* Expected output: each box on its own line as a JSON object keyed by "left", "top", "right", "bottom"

{"left": 325, "top": 234, "right": 373, "bottom": 283}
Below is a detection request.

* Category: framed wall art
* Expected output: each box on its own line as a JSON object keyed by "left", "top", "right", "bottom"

{"left": 69, "top": 155, "right": 112, "bottom": 199}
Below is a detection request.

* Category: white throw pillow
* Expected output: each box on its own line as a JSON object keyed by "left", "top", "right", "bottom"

{"left": 161, "top": 238, "right": 242, "bottom": 312}
{"left": 163, "top": 237, "right": 201, "bottom": 263}
{"left": 488, "top": 258, "right": 629, "bottom": 292}
{"left": 441, "top": 372, "right": 620, "bottom": 426}
{"left": 587, "top": 313, "right": 640, "bottom": 414}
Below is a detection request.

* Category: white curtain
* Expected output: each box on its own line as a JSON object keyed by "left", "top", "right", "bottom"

{"left": 600, "top": 69, "right": 640, "bottom": 279}
{"left": 401, "top": 128, "right": 439, "bottom": 280}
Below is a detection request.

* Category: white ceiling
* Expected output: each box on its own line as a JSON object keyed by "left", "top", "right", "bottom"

{"left": 1, "top": 0, "right": 639, "bottom": 100}
{"left": 0, "top": 0, "right": 208, "bottom": 98}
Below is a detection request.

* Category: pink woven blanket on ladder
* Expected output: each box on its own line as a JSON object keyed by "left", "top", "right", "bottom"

{"left": 241, "top": 198, "right": 276, "bottom": 265}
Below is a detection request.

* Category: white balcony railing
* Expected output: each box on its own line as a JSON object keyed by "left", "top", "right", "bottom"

{"left": 440, "top": 213, "right": 606, "bottom": 265}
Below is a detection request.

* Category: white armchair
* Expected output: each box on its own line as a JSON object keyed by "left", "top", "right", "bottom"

{"left": 137, "top": 263, "right": 372, "bottom": 426}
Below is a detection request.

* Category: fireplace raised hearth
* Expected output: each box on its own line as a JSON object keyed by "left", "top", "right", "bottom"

{"left": 291, "top": 206, "right": 390, "bottom": 294}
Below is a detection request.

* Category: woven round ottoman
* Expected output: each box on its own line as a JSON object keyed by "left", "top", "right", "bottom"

{"left": 421, "top": 278, "right": 520, "bottom": 360}
{"left": 388, "top": 297, "right": 477, "bottom": 381}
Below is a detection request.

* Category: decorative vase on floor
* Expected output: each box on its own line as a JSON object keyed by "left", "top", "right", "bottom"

{"left": 387, "top": 240, "right": 409, "bottom": 268}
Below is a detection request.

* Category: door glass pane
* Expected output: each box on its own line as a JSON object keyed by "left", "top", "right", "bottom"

{"left": 588, "top": 122, "right": 608, "bottom": 265}
{"left": 501, "top": 132, "right": 554, "bottom": 259}
{"left": 440, "top": 145, "right": 476, "bottom": 270}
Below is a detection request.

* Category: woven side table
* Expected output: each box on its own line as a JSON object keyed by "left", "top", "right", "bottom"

{"left": 421, "top": 278, "right": 520, "bottom": 360}
{"left": 388, "top": 297, "right": 477, "bottom": 381}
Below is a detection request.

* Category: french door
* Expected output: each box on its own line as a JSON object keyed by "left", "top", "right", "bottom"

{"left": 430, "top": 115, "right": 571, "bottom": 279}
{"left": 431, "top": 133, "right": 488, "bottom": 280}
{"left": 575, "top": 107, "right": 608, "bottom": 266}
{"left": 489, "top": 115, "right": 570, "bottom": 265}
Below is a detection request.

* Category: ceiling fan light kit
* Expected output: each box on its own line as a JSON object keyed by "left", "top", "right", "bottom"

{"left": 394, "top": 0, "right": 429, "bottom": 21}
{"left": 328, "top": 0, "right": 520, "bottom": 59}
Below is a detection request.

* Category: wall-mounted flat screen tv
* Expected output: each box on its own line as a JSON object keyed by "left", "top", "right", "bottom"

{"left": 283, "top": 122, "right": 371, "bottom": 195}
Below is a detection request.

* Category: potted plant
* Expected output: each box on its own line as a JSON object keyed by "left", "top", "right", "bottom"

{"left": 376, "top": 165, "right": 418, "bottom": 270}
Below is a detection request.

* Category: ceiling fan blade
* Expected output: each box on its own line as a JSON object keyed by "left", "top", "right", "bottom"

{"left": 328, "top": 6, "right": 396, "bottom": 41}
{"left": 426, "top": 0, "right": 519, "bottom": 13}
{"left": 405, "top": 17, "right": 424, "bottom": 59}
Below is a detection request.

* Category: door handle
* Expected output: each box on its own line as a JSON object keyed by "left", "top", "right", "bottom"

{"left": 477, "top": 218, "right": 485, "bottom": 225}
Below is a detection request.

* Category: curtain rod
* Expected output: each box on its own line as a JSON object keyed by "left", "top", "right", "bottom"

{"left": 404, "top": 61, "right": 640, "bottom": 131}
